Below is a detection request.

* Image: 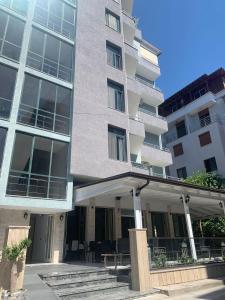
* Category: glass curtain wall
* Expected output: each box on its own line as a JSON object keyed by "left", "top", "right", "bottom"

{"left": 18, "top": 74, "right": 72, "bottom": 135}
{"left": 0, "top": 0, "right": 28, "bottom": 15}
{"left": 7, "top": 132, "right": 69, "bottom": 199}
{"left": 0, "top": 64, "right": 17, "bottom": 120}
{"left": 0, "top": 127, "right": 7, "bottom": 174}
{"left": 33, "top": 0, "right": 76, "bottom": 39}
{"left": 0, "top": 10, "right": 25, "bottom": 61}
{"left": 27, "top": 28, "right": 74, "bottom": 82}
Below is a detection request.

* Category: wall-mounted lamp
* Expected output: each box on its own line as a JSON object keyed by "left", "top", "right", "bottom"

{"left": 185, "top": 195, "right": 190, "bottom": 204}
{"left": 59, "top": 214, "right": 64, "bottom": 221}
{"left": 24, "top": 212, "right": 29, "bottom": 220}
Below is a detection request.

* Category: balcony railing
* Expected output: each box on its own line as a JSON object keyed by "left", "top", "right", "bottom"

{"left": 131, "top": 162, "right": 181, "bottom": 182}
{"left": 138, "top": 107, "right": 166, "bottom": 121}
{"left": 135, "top": 75, "right": 161, "bottom": 92}
{"left": 144, "top": 141, "right": 170, "bottom": 153}
{"left": 122, "top": 10, "right": 137, "bottom": 26}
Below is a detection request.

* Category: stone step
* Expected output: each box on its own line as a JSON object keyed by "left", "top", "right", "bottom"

{"left": 47, "top": 274, "right": 118, "bottom": 289}
{"left": 55, "top": 281, "right": 130, "bottom": 299}
{"left": 41, "top": 268, "right": 111, "bottom": 281}
{"left": 69, "top": 287, "right": 160, "bottom": 300}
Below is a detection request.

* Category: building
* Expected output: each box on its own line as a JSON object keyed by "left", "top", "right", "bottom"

{"left": 0, "top": 0, "right": 173, "bottom": 264}
{"left": 159, "top": 68, "right": 225, "bottom": 180}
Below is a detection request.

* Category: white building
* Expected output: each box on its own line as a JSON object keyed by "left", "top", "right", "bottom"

{"left": 160, "top": 68, "right": 225, "bottom": 179}
{"left": 0, "top": 0, "right": 173, "bottom": 264}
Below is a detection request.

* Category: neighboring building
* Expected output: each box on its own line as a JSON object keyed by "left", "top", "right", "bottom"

{"left": 0, "top": 0, "right": 172, "bottom": 264}
{"left": 159, "top": 68, "right": 225, "bottom": 179}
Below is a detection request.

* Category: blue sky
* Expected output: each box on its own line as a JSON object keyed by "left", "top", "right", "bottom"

{"left": 133, "top": 0, "right": 225, "bottom": 99}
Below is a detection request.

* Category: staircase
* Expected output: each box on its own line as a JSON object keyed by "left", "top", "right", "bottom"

{"left": 40, "top": 268, "right": 159, "bottom": 300}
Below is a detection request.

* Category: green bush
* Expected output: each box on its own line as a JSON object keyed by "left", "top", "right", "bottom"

{"left": 3, "top": 238, "right": 32, "bottom": 262}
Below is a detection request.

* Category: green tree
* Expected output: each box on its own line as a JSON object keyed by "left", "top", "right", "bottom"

{"left": 184, "top": 171, "right": 225, "bottom": 237}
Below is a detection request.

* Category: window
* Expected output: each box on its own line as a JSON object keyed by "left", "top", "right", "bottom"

{"left": 34, "top": 0, "right": 76, "bottom": 39}
{"left": 172, "top": 214, "right": 187, "bottom": 237}
{"left": 177, "top": 167, "right": 187, "bottom": 179}
{"left": 152, "top": 166, "right": 163, "bottom": 177}
{"left": 199, "top": 131, "right": 212, "bottom": 147}
{"left": 7, "top": 132, "right": 69, "bottom": 199}
{"left": 144, "top": 132, "right": 160, "bottom": 147}
{"left": 0, "top": 64, "right": 17, "bottom": 120}
{"left": 27, "top": 28, "right": 74, "bottom": 82}
{"left": 176, "top": 120, "right": 187, "bottom": 138}
{"left": 0, "top": 127, "right": 7, "bottom": 174}
{"left": 108, "top": 80, "right": 124, "bottom": 112}
{"left": 0, "top": 11, "right": 25, "bottom": 61}
{"left": 151, "top": 212, "right": 168, "bottom": 237}
{"left": 0, "top": 0, "right": 28, "bottom": 15}
{"left": 18, "top": 74, "right": 72, "bottom": 135}
{"left": 204, "top": 157, "right": 217, "bottom": 173}
{"left": 108, "top": 125, "right": 127, "bottom": 161}
{"left": 106, "top": 42, "right": 122, "bottom": 69}
{"left": 192, "top": 86, "right": 207, "bottom": 100}
{"left": 198, "top": 108, "right": 211, "bottom": 128}
{"left": 105, "top": 9, "right": 120, "bottom": 32}
{"left": 173, "top": 143, "right": 183, "bottom": 157}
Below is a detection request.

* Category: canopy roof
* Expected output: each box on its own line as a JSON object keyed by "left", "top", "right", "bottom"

{"left": 75, "top": 172, "right": 225, "bottom": 219}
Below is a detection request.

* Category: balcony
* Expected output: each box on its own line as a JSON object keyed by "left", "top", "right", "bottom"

{"left": 124, "top": 42, "right": 138, "bottom": 76}
{"left": 136, "top": 76, "right": 164, "bottom": 106}
{"left": 122, "top": 11, "right": 136, "bottom": 43}
{"left": 138, "top": 108, "right": 168, "bottom": 135}
{"left": 136, "top": 56, "right": 160, "bottom": 82}
{"left": 129, "top": 117, "right": 145, "bottom": 138}
{"left": 141, "top": 143, "right": 172, "bottom": 167}
{"left": 127, "top": 77, "right": 141, "bottom": 116}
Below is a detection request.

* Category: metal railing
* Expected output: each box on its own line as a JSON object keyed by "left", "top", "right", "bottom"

{"left": 143, "top": 141, "right": 170, "bottom": 153}
{"left": 122, "top": 10, "right": 137, "bottom": 25}
{"left": 148, "top": 237, "right": 225, "bottom": 270}
{"left": 131, "top": 162, "right": 182, "bottom": 181}
{"left": 135, "top": 75, "right": 162, "bottom": 92}
{"left": 0, "top": 97, "right": 11, "bottom": 119}
{"left": 18, "top": 103, "right": 70, "bottom": 135}
{"left": 7, "top": 170, "right": 67, "bottom": 200}
{"left": 138, "top": 107, "right": 166, "bottom": 121}
{"left": 27, "top": 51, "right": 72, "bottom": 82}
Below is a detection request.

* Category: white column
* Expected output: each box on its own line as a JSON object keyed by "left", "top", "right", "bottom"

{"left": 220, "top": 201, "right": 225, "bottom": 215}
{"left": 182, "top": 195, "right": 197, "bottom": 261}
{"left": 132, "top": 188, "right": 143, "bottom": 229}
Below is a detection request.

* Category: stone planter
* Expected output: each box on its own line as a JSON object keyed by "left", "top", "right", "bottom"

{"left": 0, "top": 259, "right": 25, "bottom": 294}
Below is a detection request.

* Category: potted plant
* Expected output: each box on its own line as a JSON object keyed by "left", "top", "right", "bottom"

{"left": 2, "top": 238, "right": 31, "bottom": 294}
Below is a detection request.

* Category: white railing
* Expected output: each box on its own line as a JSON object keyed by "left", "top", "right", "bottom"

{"left": 144, "top": 141, "right": 170, "bottom": 153}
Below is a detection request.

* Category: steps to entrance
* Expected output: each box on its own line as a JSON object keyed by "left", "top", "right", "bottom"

{"left": 40, "top": 268, "right": 159, "bottom": 300}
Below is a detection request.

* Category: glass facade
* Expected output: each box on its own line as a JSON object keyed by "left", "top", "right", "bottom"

{"left": 0, "top": 10, "right": 25, "bottom": 61}
{"left": 0, "top": 0, "right": 28, "bottom": 15}
{"left": 0, "top": 64, "right": 17, "bottom": 120}
{"left": 0, "top": 127, "right": 7, "bottom": 174}
{"left": 34, "top": 0, "right": 76, "bottom": 39}
{"left": 18, "top": 74, "right": 72, "bottom": 135}
{"left": 27, "top": 28, "right": 74, "bottom": 82}
{"left": 7, "top": 132, "right": 69, "bottom": 199}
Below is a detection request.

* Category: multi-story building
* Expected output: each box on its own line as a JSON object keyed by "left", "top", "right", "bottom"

{"left": 160, "top": 68, "right": 225, "bottom": 179}
{"left": 0, "top": 0, "right": 172, "bottom": 264}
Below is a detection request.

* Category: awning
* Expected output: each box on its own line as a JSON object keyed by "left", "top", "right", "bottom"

{"left": 74, "top": 172, "right": 225, "bottom": 219}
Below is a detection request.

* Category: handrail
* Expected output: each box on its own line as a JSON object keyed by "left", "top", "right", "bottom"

{"left": 143, "top": 141, "right": 170, "bottom": 153}
{"left": 139, "top": 107, "right": 166, "bottom": 121}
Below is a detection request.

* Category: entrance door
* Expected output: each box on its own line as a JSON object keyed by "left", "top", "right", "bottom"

{"left": 26, "top": 214, "right": 53, "bottom": 263}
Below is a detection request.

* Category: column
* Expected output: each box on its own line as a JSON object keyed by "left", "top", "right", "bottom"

{"left": 114, "top": 198, "right": 122, "bottom": 240}
{"left": 132, "top": 188, "right": 143, "bottom": 229}
{"left": 145, "top": 203, "right": 153, "bottom": 239}
{"left": 182, "top": 195, "right": 197, "bottom": 261}
{"left": 167, "top": 206, "right": 175, "bottom": 238}
{"left": 85, "top": 198, "right": 95, "bottom": 242}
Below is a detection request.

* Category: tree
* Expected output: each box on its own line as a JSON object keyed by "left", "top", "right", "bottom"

{"left": 184, "top": 171, "right": 225, "bottom": 237}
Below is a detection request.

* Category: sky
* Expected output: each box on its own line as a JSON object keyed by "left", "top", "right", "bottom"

{"left": 133, "top": 0, "right": 225, "bottom": 99}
